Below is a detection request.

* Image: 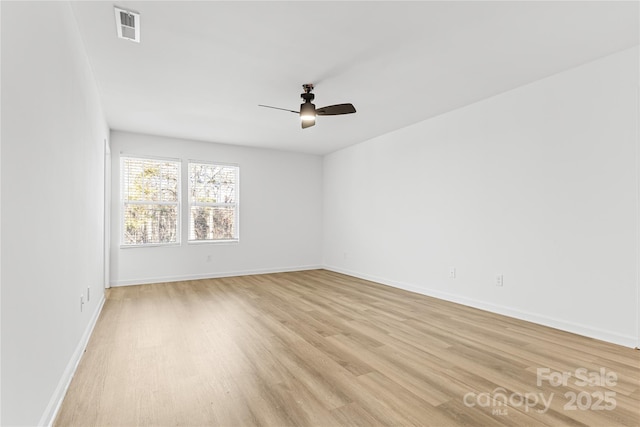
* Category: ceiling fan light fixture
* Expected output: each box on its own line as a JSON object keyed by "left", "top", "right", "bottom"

{"left": 300, "top": 102, "right": 316, "bottom": 121}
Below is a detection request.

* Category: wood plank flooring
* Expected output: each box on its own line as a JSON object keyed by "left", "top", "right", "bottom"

{"left": 55, "top": 270, "right": 640, "bottom": 426}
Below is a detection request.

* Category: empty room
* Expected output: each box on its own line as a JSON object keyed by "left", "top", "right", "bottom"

{"left": 1, "top": 1, "right": 639, "bottom": 426}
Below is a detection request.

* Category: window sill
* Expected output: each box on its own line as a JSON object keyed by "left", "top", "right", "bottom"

{"left": 187, "top": 239, "right": 239, "bottom": 245}
{"left": 120, "top": 243, "right": 181, "bottom": 249}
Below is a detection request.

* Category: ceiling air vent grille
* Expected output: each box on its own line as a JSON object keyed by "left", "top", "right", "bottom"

{"left": 114, "top": 7, "right": 140, "bottom": 43}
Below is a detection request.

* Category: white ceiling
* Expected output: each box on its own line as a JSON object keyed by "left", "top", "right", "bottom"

{"left": 70, "top": 1, "right": 639, "bottom": 155}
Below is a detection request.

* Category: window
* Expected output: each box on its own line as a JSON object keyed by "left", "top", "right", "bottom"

{"left": 188, "top": 162, "right": 239, "bottom": 242}
{"left": 121, "top": 156, "right": 180, "bottom": 246}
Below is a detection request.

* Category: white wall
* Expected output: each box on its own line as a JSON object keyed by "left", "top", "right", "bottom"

{"left": 110, "top": 131, "right": 323, "bottom": 286}
{"left": 1, "top": 2, "right": 109, "bottom": 425}
{"left": 324, "top": 47, "right": 639, "bottom": 348}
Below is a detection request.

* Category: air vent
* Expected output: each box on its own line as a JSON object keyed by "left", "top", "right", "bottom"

{"left": 114, "top": 7, "right": 140, "bottom": 43}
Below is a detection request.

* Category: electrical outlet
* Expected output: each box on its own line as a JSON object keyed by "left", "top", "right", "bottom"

{"left": 496, "top": 274, "right": 504, "bottom": 287}
{"left": 449, "top": 268, "right": 456, "bottom": 279}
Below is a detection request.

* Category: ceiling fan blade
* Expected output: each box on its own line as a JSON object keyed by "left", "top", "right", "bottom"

{"left": 258, "top": 104, "right": 299, "bottom": 114}
{"left": 301, "top": 120, "right": 315, "bottom": 129}
{"left": 316, "top": 103, "right": 356, "bottom": 116}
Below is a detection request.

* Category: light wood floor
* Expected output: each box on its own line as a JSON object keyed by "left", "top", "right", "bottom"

{"left": 55, "top": 270, "right": 639, "bottom": 426}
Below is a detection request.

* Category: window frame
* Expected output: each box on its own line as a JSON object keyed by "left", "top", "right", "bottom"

{"left": 187, "top": 160, "right": 240, "bottom": 244}
{"left": 120, "top": 154, "right": 182, "bottom": 248}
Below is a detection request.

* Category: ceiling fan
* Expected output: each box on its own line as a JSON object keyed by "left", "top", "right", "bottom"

{"left": 259, "top": 84, "right": 356, "bottom": 129}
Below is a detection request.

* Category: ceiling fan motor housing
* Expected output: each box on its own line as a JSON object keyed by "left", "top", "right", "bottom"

{"left": 301, "top": 92, "right": 315, "bottom": 102}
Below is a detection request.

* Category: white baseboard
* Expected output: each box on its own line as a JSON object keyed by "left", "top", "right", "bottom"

{"left": 324, "top": 265, "right": 637, "bottom": 349}
{"left": 39, "top": 294, "right": 106, "bottom": 427}
{"left": 110, "top": 265, "right": 324, "bottom": 287}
